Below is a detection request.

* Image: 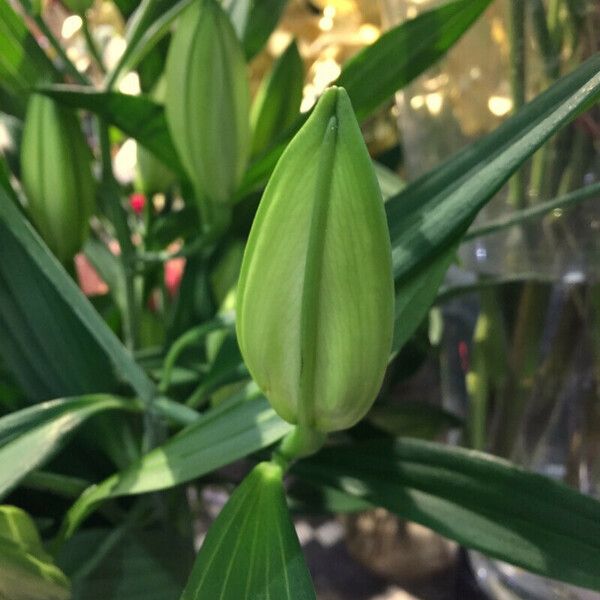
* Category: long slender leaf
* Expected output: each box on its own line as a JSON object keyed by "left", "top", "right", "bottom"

{"left": 0, "top": 185, "right": 155, "bottom": 402}
{"left": 37, "top": 86, "right": 185, "bottom": 176}
{"left": 0, "top": 396, "right": 139, "bottom": 499}
{"left": 60, "top": 385, "right": 291, "bottom": 539}
{"left": 338, "top": 0, "right": 492, "bottom": 120}
{"left": 388, "top": 54, "right": 600, "bottom": 350}
{"left": 464, "top": 181, "right": 600, "bottom": 241}
{"left": 0, "top": 0, "right": 58, "bottom": 105}
{"left": 180, "top": 461, "right": 315, "bottom": 600}
{"left": 238, "top": 0, "right": 289, "bottom": 60}
{"left": 0, "top": 537, "right": 71, "bottom": 600}
{"left": 238, "top": 0, "right": 492, "bottom": 195}
{"left": 295, "top": 439, "right": 600, "bottom": 591}
{"left": 57, "top": 528, "right": 193, "bottom": 600}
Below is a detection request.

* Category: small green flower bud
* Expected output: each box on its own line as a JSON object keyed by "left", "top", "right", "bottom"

{"left": 236, "top": 87, "right": 394, "bottom": 433}
{"left": 165, "top": 0, "right": 250, "bottom": 212}
{"left": 20, "top": 94, "right": 95, "bottom": 264}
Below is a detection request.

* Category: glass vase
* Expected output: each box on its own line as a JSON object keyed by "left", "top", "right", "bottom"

{"left": 379, "top": 1, "right": 600, "bottom": 598}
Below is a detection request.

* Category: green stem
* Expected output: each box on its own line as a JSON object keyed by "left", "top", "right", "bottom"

{"left": 272, "top": 425, "right": 327, "bottom": 472}
{"left": 465, "top": 182, "right": 600, "bottom": 241}
{"left": 81, "top": 15, "right": 106, "bottom": 74}
{"left": 159, "top": 317, "right": 233, "bottom": 393}
{"left": 21, "top": 471, "right": 89, "bottom": 498}
{"left": 103, "top": 0, "right": 160, "bottom": 89}
{"left": 98, "top": 120, "right": 139, "bottom": 352}
{"left": 507, "top": 0, "right": 527, "bottom": 208}
{"left": 31, "top": 14, "right": 89, "bottom": 85}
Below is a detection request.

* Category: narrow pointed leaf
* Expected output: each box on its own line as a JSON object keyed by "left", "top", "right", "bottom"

{"left": 296, "top": 439, "right": 600, "bottom": 591}
{"left": 0, "top": 0, "right": 58, "bottom": 109}
{"left": 250, "top": 39, "right": 303, "bottom": 156}
{"left": 388, "top": 54, "right": 600, "bottom": 351}
{"left": 0, "top": 395, "right": 138, "bottom": 499}
{"left": 238, "top": 0, "right": 492, "bottom": 194}
{"left": 180, "top": 461, "right": 316, "bottom": 600}
{"left": 238, "top": 0, "right": 290, "bottom": 60}
{"left": 0, "top": 536, "right": 71, "bottom": 600}
{"left": 37, "top": 85, "right": 185, "bottom": 176}
{"left": 60, "top": 386, "right": 291, "bottom": 539}
{"left": 0, "top": 184, "right": 155, "bottom": 401}
{"left": 338, "top": 0, "right": 492, "bottom": 120}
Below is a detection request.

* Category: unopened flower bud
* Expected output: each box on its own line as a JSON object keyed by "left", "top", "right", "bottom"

{"left": 236, "top": 87, "right": 394, "bottom": 433}
{"left": 165, "top": 0, "right": 250, "bottom": 214}
{"left": 20, "top": 94, "right": 95, "bottom": 264}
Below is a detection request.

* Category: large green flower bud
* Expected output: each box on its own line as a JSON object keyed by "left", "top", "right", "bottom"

{"left": 236, "top": 87, "right": 394, "bottom": 433}
{"left": 20, "top": 94, "right": 95, "bottom": 264}
{"left": 165, "top": 0, "right": 250, "bottom": 213}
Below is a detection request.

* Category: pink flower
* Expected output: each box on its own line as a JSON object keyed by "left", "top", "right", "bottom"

{"left": 130, "top": 193, "right": 146, "bottom": 215}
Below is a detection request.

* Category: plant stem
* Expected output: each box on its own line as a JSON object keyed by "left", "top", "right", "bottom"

{"left": 98, "top": 120, "right": 140, "bottom": 352}
{"left": 507, "top": 0, "right": 527, "bottom": 208}
{"left": 103, "top": 0, "right": 160, "bottom": 90}
{"left": 81, "top": 15, "right": 106, "bottom": 74}
{"left": 465, "top": 181, "right": 600, "bottom": 241}
{"left": 159, "top": 317, "right": 233, "bottom": 393}
{"left": 272, "top": 425, "right": 327, "bottom": 472}
{"left": 21, "top": 471, "right": 89, "bottom": 498}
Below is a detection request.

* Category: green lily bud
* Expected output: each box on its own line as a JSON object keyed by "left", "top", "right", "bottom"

{"left": 165, "top": 0, "right": 250, "bottom": 216}
{"left": 236, "top": 87, "right": 394, "bottom": 433}
{"left": 20, "top": 94, "right": 95, "bottom": 264}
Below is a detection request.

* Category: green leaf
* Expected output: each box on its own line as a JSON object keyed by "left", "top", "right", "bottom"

{"left": 296, "top": 439, "right": 600, "bottom": 591}
{"left": 0, "top": 536, "right": 71, "bottom": 600}
{"left": 387, "top": 54, "right": 600, "bottom": 351}
{"left": 57, "top": 528, "right": 193, "bottom": 600}
{"left": 368, "top": 401, "right": 463, "bottom": 439}
{"left": 37, "top": 85, "right": 185, "bottom": 177}
{"left": 0, "top": 0, "right": 58, "bottom": 103}
{"left": 0, "top": 395, "right": 138, "bottom": 499}
{"left": 0, "top": 184, "right": 155, "bottom": 402}
{"left": 60, "top": 385, "right": 292, "bottom": 539}
{"left": 250, "top": 39, "right": 303, "bottom": 156}
{"left": 238, "top": 0, "right": 492, "bottom": 194}
{"left": 374, "top": 161, "right": 405, "bottom": 201}
{"left": 464, "top": 181, "right": 600, "bottom": 241}
{"left": 338, "top": 0, "right": 492, "bottom": 120}
{"left": 238, "top": 0, "right": 289, "bottom": 60}
{"left": 180, "top": 461, "right": 316, "bottom": 600}
{"left": 0, "top": 505, "right": 52, "bottom": 562}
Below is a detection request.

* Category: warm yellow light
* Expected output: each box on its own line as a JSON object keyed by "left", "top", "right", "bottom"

{"left": 410, "top": 95, "right": 425, "bottom": 110}
{"left": 358, "top": 24, "right": 379, "bottom": 44}
{"left": 61, "top": 15, "right": 82, "bottom": 39}
{"left": 118, "top": 72, "right": 141, "bottom": 96}
{"left": 313, "top": 57, "right": 341, "bottom": 92}
{"left": 425, "top": 92, "right": 443, "bottom": 115}
{"left": 488, "top": 95, "right": 513, "bottom": 116}
{"left": 114, "top": 139, "right": 137, "bottom": 184}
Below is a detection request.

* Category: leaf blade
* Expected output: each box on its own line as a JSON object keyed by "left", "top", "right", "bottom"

{"left": 180, "top": 461, "right": 315, "bottom": 600}
{"left": 60, "top": 385, "right": 292, "bottom": 539}
{"left": 295, "top": 439, "right": 600, "bottom": 591}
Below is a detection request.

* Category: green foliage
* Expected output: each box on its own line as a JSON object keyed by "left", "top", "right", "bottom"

{"left": 0, "top": 506, "right": 70, "bottom": 600}
{"left": 296, "top": 439, "right": 600, "bottom": 591}
{"left": 1, "top": 0, "right": 600, "bottom": 597}
{"left": 180, "top": 461, "right": 315, "bottom": 600}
